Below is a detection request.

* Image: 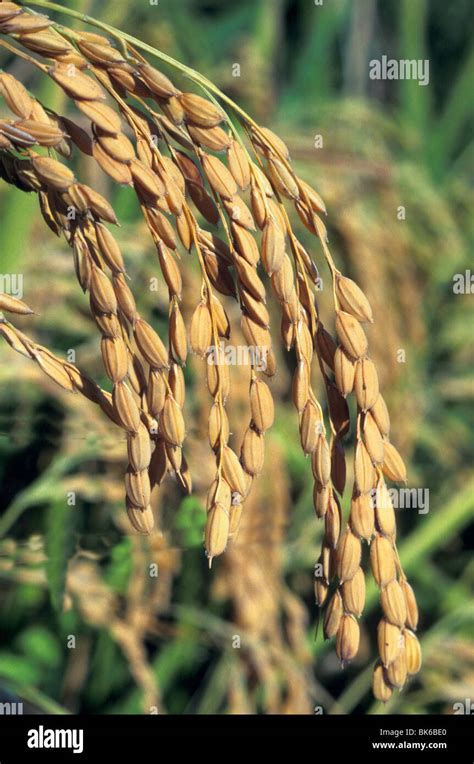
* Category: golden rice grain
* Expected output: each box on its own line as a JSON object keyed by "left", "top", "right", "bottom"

{"left": 190, "top": 301, "right": 213, "bottom": 357}
{"left": 370, "top": 534, "right": 396, "bottom": 587}
{"left": 261, "top": 217, "right": 285, "bottom": 276}
{"left": 127, "top": 503, "right": 154, "bottom": 534}
{"left": 211, "top": 295, "right": 230, "bottom": 339}
{"left": 34, "top": 348, "right": 75, "bottom": 391}
{"left": 313, "top": 482, "right": 330, "bottom": 518}
{"left": 0, "top": 321, "right": 33, "bottom": 358}
{"left": 169, "top": 363, "right": 186, "bottom": 408}
{"left": 372, "top": 662, "right": 393, "bottom": 703}
{"left": 364, "top": 411, "right": 385, "bottom": 464}
{"left": 134, "top": 318, "right": 169, "bottom": 370}
{"left": 202, "top": 153, "right": 237, "bottom": 199}
{"left": 298, "top": 179, "right": 327, "bottom": 215}
{"left": 208, "top": 402, "right": 230, "bottom": 450}
{"left": 165, "top": 442, "right": 182, "bottom": 472}
{"left": 325, "top": 493, "right": 342, "bottom": 548}
{"left": 350, "top": 492, "right": 375, "bottom": 541}
{"left": 113, "top": 274, "right": 137, "bottom": 323}
{"left": 145, "top": 370, "right": 166, "bottom": 418}
{"left": 405, "top": 629, "right": 422, "bottom": 674}
{"left": 374, "top": 480, "right": 396, "bottom": 538}
{"left": 315, "top": 578, "right": 329, "bottom": 607}
{"left": 90, "top": 266, "right": 118, "bottom": 314}
{"left": 233, "top": 256, "right": 266, "bottom": 302}
{"left": 240, "top": 289, "right": 270, "bottom": 328}
{"left": 130, "top": 158, "right": 165, "bottom": 198}
{"left": 252, "top": 125, "right": 289, "bottom": 159}
{"left": 31, "top": 154, "right": 75, "bottom": 191}
{"left": 96, "top": 129, "right": 135, "bottom": 163}
{"left": 49, "top": 62, "right": 105, "bottom": 101}
{"left": 336, "top": 530, "right": 362, "bottom": 583}
{"left": 241, "top": 427, "right": 265, "bottom": 476}
{"left": 336, "top": 614, "right": 360, "bottom": 663}
{"left": 78, "top": 184, "right": 119, "bottom": 224}
{"left": 78, "top": 40, "right": 126, "bottom": 66}
{"left": 14, "top": 118, "right": 65, "bottom": 147}
{"left": 187, "top": 124, "right": 231, "bottom": 151}
{"left": 231, "top": 223, "right": 260, "bottom": 266}
{"left": 401, "top": 580, "right": 419, "bottom": 630}
{"left": 92, "top": 143, "right": 133, "bottom": 184}
{"left": 179, "top": 92, "right": 224, "bottom": 127}
{"left": 101, "top": 336, "right": 128, "bottom": 382}
{"left": 0, "top": 292, "right": 34, "bottom": 315}
{"left": 160, "top": 394, "right": 185, "bottom": 447}
{"left": 138, "top": 63, "right": 178, "bottom": 98}
{"left": 0, "top": 4, "right": 23, "bottom": 23}
{"left": 221, "top": 445, "right": 247, "bottom": 496}
{"left": 336, "top": 275, "right": 373, "bottom": 323}
{"left": 206, "top": 348, "right": 230, "bottom": 400}
{"left": 354, "top": 439, "right": 375, "bottom": 494}
{"left": 323, "top": 590, "right": 343, "bottom": 639}
{"left": 336, "top": 311, "right": 368, "bottom": 360}
{"left": 207, "top": 478, "right": 232, "bottom": 511}
{"left": 2, "top": 11, "right": 51, "bottom": 33}
{"left": 223, "top": 195, "right": 255, "bottom": 230}
{"left": 250, "top": 378, "right": 274, "bottom": 433}
{"left": 354, "top": 358, "right": 379, "bottom": 412}
{"left": 292, "top": 359, "right": 310, "bottom": 412}
{"left": 271, "top": 254, "right": 295, "bottom": 303}
{"left": 157, "top": 242, "right": 182, "bottom": 298}
{"left": 112, "top": 381, "right": 141, "bottom": 433}
{"left": 377, "top": 618, "right": 402, "bottom": 667}
{"left": 127, "top": 423, "right": 152, "bottom": 472}
{"left": 205, "top": 502, "right": 230, "bottom": 561}
{"left": 95, "top": 223, "right": 125, "bottom": 273}
{"left": 227, "top": 140, "right": 250, "bottom": 189}
{"left": 312, "top": 435, "right": 331, "bottom": 486}
{"left": 76, "top": 99, "right": 122, "bottom": 134}
{"left": 320, "top": 543, "right": 336, "bottom": 584}
{"left": 380, "top": 580, "right": 408, "bottom": 628}
{"left": 334, "top": 346, "right": 355, "bottom": 397}
{"left": 300, "top": 400, "right": 321, "bottom": 454}
{"left": 382, "top": 441, "right": 408, "bottom": 483}
{"left": 342, "top": 567, "right": 365, "bottom": 617}
{"left": 268, "top": 157, "right": 299, "bottom": 199}
{"left": 386, "top": 647, "right": 407, "bottom": 689}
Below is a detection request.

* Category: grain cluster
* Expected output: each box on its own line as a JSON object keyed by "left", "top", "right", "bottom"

{"left": 0, "top": 0, "right": 420, "bottom": 698}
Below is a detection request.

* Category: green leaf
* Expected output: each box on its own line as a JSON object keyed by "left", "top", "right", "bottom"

{"left": 15, "top": 626, "right": 61, "bottom": 669}
{"left": 0, "top": 652, "right": 41, "bottom": 686}
{"left": 175, "top": 496, "right": 206, "bottom": 547}
{"left": 104, "top": 537, "right": 133, "bottom": 594}
{"left": 45, "top": 499, "right": 77, "bottom": 614}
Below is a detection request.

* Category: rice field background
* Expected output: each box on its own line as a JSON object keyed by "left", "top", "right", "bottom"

{"left": 0, "top": 0, "right": 472, "bottom": 715}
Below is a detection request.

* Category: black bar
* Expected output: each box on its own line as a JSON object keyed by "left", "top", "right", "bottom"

{"left": 0, "top": 714, "right": 471, "bottom": 759}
